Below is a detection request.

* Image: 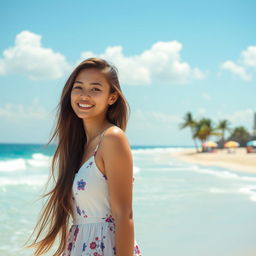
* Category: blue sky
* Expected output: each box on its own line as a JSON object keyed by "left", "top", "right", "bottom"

{"left": 0, "top": 0, "right": 256, "bottom": 145}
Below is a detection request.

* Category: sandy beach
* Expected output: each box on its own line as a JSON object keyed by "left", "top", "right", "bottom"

{"left": 171, "top": 147, "right": 256, "bottom": 174}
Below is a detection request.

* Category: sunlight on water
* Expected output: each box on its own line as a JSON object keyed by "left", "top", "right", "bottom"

{"left": 0, "top": 144, "right": 256, "bottom": 256}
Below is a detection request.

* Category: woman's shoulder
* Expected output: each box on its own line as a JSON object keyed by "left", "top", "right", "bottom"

{"left": 101, "top": 125, "right": 132, "bottom": 168}
{"left": 102, "top": 125, "right": 129, "bottom": 148}
{"left": 105, "top": 125, "right": 124, "bottom": 135}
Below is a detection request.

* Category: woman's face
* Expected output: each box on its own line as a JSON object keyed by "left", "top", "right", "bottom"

{"left": 70, "top": 68, "right": 117, "bottom": 119}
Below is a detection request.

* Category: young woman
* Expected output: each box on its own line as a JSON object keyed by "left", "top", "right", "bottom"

{"left": 25, "top": 58, "right": 142, "bottom": 256}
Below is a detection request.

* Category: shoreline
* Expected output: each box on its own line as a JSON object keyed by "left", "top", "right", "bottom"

{"left": 170, "top": 147, "right": 256, "bottom": 174}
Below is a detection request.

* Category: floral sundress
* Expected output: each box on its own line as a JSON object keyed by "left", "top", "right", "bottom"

{"left": 61, "top": 128, "right": 142, "bottom": 256}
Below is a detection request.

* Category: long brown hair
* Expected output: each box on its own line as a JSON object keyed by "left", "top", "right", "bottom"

{"left": 23, "top": 57, "right": 130, "bottom": 256}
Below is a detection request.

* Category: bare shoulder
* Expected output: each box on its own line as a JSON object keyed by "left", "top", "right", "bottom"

{"left": 103, "top": 125, "right": 130, "bottom": 147}
{"left": 105, "top": 125, "right": 126, "bottom": 136}
{"left": 101, "top": 125, "right": 132, "bottom": 167}
{"left": 101, "top": 125, "right": 133, "bottom": 218}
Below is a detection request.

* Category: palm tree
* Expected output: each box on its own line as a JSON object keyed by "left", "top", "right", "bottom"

{"left": 179, "top": 112, "right": 199, "bottom": 152}
{"left": 193, "top": 118, "right": 222, "bottom": 152}
{"left": 216, "top": 120, "right": 232, "bottom": 148}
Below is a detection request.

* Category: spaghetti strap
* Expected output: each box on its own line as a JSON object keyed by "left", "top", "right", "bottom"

{"left": 93, "top": 127, "right": 110, "bottom": 156}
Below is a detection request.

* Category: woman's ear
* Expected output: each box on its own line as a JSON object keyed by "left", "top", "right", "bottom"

{"left": 109, "top": 91, "right": 119, "bottom": 105}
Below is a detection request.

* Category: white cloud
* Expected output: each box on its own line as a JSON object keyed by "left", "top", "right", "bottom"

{"left": 0, "top": 30, "right": 71, "bottom": 80}
{"left": 220, "top": 45, "right": 256, "bottom": 81}
{"left": 241, "top": 46, "right": 256, "bottom": 67}
{"left": 150, "top": 111, "right": 182, "bottom": 124}
{"left": 1, "top": 32, "right": 205, "bottom": 84}
{"left": 215, "top": 108, "right": 254, "bottom": 132}
{"left": 220, "top": 60, "right": 252, "bottom": 81}
{"left": 131, "top": 109, "right": 182, "bottom": 126}
{"left": 227, "top": 108, "right": 254, "bottom": 129}
{"left": 79, "top": 41, "right": 205, "bottom": 85}
{"left": 0, "top": 98, "right": 49, "bottom": 119}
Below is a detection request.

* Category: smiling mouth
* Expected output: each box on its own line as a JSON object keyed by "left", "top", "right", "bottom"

{"left": 77, "top": 103, "right": 95, "bottom": 110}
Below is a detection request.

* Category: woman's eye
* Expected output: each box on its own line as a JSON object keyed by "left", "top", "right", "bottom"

{"left": 72, "top": 86, "right": 100, "bottom": 91}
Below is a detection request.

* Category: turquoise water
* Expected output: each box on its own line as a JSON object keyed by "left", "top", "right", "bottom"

{"left": 0, "top": 144, "right": 256, "bottom": 256}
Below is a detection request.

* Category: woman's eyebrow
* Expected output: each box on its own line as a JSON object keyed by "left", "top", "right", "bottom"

{"left": 73, "top": 81, "right": 103, "bottom": 86}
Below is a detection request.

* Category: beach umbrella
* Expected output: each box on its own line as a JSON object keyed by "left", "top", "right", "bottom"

{"left": 224, "top": 141, "right": 240, "bottom": 148}
{"left": 202, "top": 141, "right": 218, "bottom": 147}
{"left": 246, "top": 140, "right": 256, "bottom": 147}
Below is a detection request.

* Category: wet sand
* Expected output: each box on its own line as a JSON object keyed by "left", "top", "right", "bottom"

{"left": 171, "top": 147, "right": 256, "bottom": 174}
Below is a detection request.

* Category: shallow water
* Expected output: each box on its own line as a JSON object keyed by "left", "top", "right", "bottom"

{"left": 0, "top": 144, "right": 256, "bottom": 256}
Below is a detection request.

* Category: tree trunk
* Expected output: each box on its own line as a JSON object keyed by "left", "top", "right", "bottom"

{"left": 190, "top": 127, "right": 199, "bottom": 152}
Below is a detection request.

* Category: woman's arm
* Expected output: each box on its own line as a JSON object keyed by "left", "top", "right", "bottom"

{"left": 102, "top": 127, "right": 134, "bottom": 256}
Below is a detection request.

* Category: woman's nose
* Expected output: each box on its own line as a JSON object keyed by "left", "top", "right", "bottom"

{"left": 79, "top": 88, "right": 91, "bottom": 97}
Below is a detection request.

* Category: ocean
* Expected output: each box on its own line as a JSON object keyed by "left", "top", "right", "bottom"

{"left": 0, "top": 143, "right": 256, "bottom": 256}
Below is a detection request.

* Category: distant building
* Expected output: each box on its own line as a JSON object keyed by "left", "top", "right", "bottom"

{"left": 253, "top": 112, "right": 256, "bottom": 137}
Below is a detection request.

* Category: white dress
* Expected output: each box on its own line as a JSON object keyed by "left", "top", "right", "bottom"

{"left": 61, "top": 128, "right": 142, "bottom": 256}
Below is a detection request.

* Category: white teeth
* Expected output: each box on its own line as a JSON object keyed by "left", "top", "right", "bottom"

{"left": 78, "top": 103, "right": 93, "bottom": 107}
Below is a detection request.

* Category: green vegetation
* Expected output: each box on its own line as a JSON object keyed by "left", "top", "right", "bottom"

{"left": 179, "top": 112, "right": 253, "bottom": 150}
